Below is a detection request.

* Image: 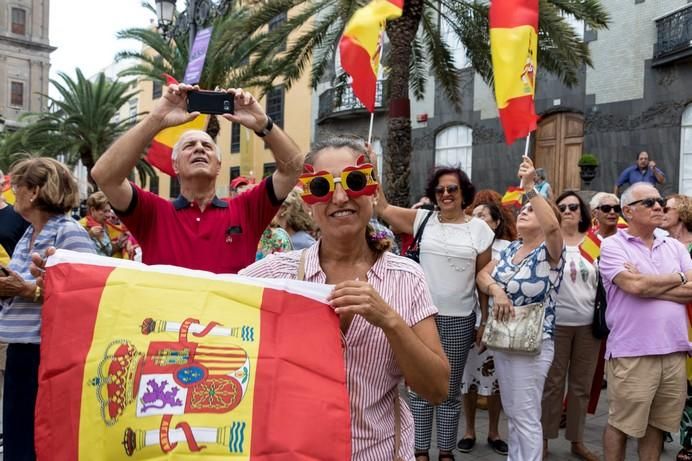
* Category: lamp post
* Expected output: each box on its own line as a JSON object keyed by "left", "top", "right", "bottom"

{"left": 154, "top": 0, "right": 232, "bottom": 51}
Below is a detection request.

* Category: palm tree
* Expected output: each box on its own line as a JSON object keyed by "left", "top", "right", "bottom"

{"left": 115, "top": 6, "right": 261, "bottom": 139}
{"left": 0, "top": 69, "right": 156, "bottom": 187}
{"left": 229, "top": 0, "right": 610, "bottom": 206}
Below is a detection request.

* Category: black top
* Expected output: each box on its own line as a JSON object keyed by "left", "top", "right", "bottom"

{"left": 0, "top": 205, "right": 29, "bottom": 258}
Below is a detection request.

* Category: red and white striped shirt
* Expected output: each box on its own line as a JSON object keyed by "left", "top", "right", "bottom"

{"left": 240, "top": 242, "right": 438, "bottom": 460}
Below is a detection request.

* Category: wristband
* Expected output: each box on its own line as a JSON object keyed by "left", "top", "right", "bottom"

{"left": 33, "top": 284, "right": 42, "bottom": 303}
{"left": 677, "top": 271, "right": 688, "bottom": 286}
{"left": 524, "top": 188, "right": 538, "bottom": 201}
{"left": 254, "top": 117, "right": 274, "bottom": 138}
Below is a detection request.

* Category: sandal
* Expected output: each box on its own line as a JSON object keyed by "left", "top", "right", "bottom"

{"left": 415, "top": 451, "right": 429, "bottom": 461}
{"left": 457, "top": 437, "right": 476, "bottom": 453}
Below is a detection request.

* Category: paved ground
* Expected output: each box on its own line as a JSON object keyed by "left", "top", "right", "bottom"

{"left": 405, "top": 386, "right": 682, "bottom": 460}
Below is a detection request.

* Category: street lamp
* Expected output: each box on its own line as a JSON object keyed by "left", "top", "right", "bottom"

{"left": 154, "top": 0, "right": 232, "bottom": 51}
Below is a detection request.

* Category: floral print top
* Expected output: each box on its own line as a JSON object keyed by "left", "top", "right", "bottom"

{"left": 491, "top": 240, "right": 565, "bottom": 339}
{"left": 256, "top": 227, "right": 293, "bottom": 260}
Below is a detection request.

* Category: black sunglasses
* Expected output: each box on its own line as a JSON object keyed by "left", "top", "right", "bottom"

{"left": 558, "top": 203, "right": 580, "bottom": 213}
{"left": 626, "top": 197, "right": 666, "bottom": 208}
{"left": 597, "top": 204, "right": 622, "bottom": 214}
{"left": 435, "top": 184, "right": 460, "bottom": 195}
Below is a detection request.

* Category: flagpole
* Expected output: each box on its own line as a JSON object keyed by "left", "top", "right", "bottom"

{"left": 367, "top": 112, "right": 375, "bottom": 145}
{"left": 524, "top": 131, "right": 532, "bottom": 157}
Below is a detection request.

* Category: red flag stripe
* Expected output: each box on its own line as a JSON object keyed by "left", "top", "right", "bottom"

{"left": 146, "top": 139, "right": 176, "bottom": 176}
{"left": 489, "top": 0, "right": 539, "bottom": 29}
{"left": 498, "top": 95, "right": 539, "bottom": 145}
{"left": 339, "top": 36, "right": 378, "bottom": 112}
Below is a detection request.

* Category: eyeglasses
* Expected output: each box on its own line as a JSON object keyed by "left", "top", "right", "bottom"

{"left": 597, "top": 204, "right": 622, "bottom": 214}
{"left": 298, "top": 163, "right": 377, "bottom": 205}
{"left": 558, "top": 203, "right": 580, "bottom": 213}
{"left": 435, "top": 184, "right": 460, "bottom": 195}
{"left": 626, "top": 197, "right": 666, "bottom": 209}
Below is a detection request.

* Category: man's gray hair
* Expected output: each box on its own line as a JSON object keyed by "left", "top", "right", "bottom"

{"left": 171, "top": 130, "right": 221, "bottom": 162}
{"left": 620, "top": 182, "right": 658, "bottom": 208}
{"left": 590, "top": 192, "right": 619, "bottom": 210}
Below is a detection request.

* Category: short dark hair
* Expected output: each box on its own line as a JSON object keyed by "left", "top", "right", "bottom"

{"left": 555, "top": 190, "right": 591, "bottom": 233}
{"left": 425, "top": 167, "right": 475, "bottom": 209}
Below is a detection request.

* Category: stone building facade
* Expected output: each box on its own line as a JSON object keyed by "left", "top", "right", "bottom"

{"left": 313, "top": 0, "right": 692, "bottom": 202}
{"left": 0, "top": 0, "right": 54, "bottom": 131}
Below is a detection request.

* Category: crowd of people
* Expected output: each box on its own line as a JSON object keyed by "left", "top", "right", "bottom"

{"left": 0, "top": 82, "right": 690, "bottom": 461}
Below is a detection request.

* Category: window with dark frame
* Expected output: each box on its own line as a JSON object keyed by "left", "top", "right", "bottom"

{"left": 266, "top": 87, "right": 284, "bottom": 130}
{"left": 230, "top": 166, "right": 240, "bottom": 180}
{"left": 152, "top": 80, "right": 163, "bottom": 99}
{"left": 263, "top": 163, "right": 276, "bottom": 178}
{"left": 268, "top": 12, "right": 287, "bottom": 52}
{"left": 11, "top": 8, "right": 26, "bottom": 35}
{"left": 231, "top": 123, "right": 240, "bottom": 153}
{"left": 169, "top": 176, "right": 181, "bottom": 198}
{"left": 10, "top": 81, "right": 24, "bottom": 107}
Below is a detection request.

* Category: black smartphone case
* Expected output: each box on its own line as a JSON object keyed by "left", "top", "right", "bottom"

{"left": 187, "top": 90, "right": 235, "bottom": 115}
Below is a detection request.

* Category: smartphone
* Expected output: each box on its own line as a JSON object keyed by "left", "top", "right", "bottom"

{"left": 187, "top": 90, "right": 235, "bottom": 115}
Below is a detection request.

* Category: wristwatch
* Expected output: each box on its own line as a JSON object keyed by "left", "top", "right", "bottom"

{"left": 254, "top": 117, "right": 274, "bottom": 138}
{"left": 524, "top": 188, "right": 538, "bottom": 200}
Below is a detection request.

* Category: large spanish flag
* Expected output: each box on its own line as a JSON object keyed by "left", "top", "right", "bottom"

{"left": 490, "top": 0, "right": 539, "bottom": 144}
{"left": 339, "top": 0, "right": 404, "bottom": 112}
{"left": 36, "top": 250, "right": 350, "bottom": 460}
{"left": 146, "top": 114, "right": 208, "bottom": 176}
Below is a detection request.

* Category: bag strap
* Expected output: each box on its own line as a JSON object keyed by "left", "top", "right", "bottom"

{"left": 297, "top": 250, "right": 306, "bottom": 281}
{"left": 393, "top": 392, "right": 403, "bottom": 461}
{"left": 411, "top": 210, "right": 434, "bottom": 249}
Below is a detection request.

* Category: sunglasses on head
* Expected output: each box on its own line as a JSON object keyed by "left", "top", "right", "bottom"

{"left": 298, "top": 155, "right": 378, "bottom": 205}
{"left": 435, "top": 184, "right": 460, "bottom": 195}
{"left": 597, "top": 204, "right": 622, "bottom": 213}
{"left": 626, "top": 197, "right": 666, "bottom": 209}
{"left": 558, "top": 203, "right": 580, "bottom": 213}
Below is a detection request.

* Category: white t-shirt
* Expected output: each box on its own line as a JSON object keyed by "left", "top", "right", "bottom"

{"left": 414, "top": 209, "right": 495, "bottom": 317}
{"left": 555, "top": 243, "right": 598, "bottom": 326}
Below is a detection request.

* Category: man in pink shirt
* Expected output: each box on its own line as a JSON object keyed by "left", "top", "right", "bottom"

{"left": 599, "top": 182, "right": 692, "bottom": 460}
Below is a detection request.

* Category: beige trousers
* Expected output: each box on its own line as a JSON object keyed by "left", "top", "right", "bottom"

{"left": 541, "top": 324, "right": 601, "bottom": 441}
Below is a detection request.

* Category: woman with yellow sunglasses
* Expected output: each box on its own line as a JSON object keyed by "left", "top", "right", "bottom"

{"left": 241, "top": 137, "right": 449, "bottom": 461}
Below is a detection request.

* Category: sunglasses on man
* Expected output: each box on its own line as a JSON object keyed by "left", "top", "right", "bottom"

{"left": 626, "top": 197, "right": 666, "bottom": 209}
{"left": 298, "top": 155, "right": 378, "bottom": 205}
{"left": 596, "top": 204, "right": 622, "bottom": 214}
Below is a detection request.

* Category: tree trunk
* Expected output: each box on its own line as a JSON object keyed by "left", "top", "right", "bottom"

{"left": 384, "top": 0, "right": 424, "bottom": 207}
{"left": 81, "top": 148, "right": 97, "bottom": 190}
{"left": 206, "top": 114, "right": 220, "bottom": 140}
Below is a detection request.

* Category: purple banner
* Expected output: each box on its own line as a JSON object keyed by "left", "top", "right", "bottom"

{"left": 183, "top": 27, "right": 213, "bottom": 85}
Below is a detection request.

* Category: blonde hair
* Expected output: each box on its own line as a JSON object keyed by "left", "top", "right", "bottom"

{"left": 280, "top": 190, "right": 315, "bottom": 232}
{"left": 86, "top": 191, "right": 110, "bottom": 211}
{"left": 10, "top": 157, "right": 79, "bottom": 214}
{"left": 666, "top": 194, "right": 692, "bottom": 232}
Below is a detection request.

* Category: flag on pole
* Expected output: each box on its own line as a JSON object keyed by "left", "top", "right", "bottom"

{"left": 501, "top": 186, "right": 524, "bottom": 208}
{"left": 490, "top": 0, "right": 539, "bottom": 144}
{"left": 36, "top": 250, "right": 351, "bottom": 460}
{"left": 339, "top": 0, "right": 404, "bottom": 112}
{"left": 146, "top": 115, "right": 209, "bottom": 176}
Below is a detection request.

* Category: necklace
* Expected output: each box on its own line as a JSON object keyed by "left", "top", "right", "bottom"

{"left": 437, "top": 213, "right": 475, "bottom": 272}
{"left": 437, "top": 212, "right": 467, "bottom": 224}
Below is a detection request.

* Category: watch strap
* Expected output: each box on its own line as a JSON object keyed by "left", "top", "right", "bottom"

{"left": 255, "top": 117, "right": 274, "bottom": 138}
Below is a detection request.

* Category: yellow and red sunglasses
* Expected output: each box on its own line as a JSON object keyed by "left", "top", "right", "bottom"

{"left": 298, "top": 155, "right": 378, "bottom": 205}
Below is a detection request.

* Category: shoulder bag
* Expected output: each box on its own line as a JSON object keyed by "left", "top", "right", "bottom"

{"left": 403, "top": 210, "right": 434, "bottom": 263}
{"left": 591, "top": 259, "right": 609, "bottom": 339}
{"left": 481, "top": 257, "right": 549, "bottom": 355}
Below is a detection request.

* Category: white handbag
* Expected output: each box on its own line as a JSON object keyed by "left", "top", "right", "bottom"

{"left": 482, "top": 301, "right": 545, "bottom": 354}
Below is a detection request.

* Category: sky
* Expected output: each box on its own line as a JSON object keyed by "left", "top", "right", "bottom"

{"left": 49, "top": 0, "right": 155, "bottom": 93}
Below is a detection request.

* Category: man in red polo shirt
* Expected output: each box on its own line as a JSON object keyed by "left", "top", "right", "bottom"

{"left": 91, "top": 84, "right": 303, "bottom": 274}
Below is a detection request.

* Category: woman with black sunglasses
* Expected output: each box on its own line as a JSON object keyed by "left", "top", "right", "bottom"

{"left": 376, "top": 166, "right": 494, "bottom": 461}
{"left": 241, "top": 137, "right": 449, "bottom": 461}
{"left": 541, "top": 191, "right": 600, "bottom": 461}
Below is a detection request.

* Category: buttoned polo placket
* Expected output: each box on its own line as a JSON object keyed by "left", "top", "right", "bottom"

{"left": 173, "top": 195, "right": 229, "bottom": 241}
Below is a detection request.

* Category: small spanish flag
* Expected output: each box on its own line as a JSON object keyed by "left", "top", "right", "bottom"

{"left": 579, "top": 229, "right": 602, "bottom": 264}
{"left": 339, "top": 0, "right": 404, "bottom": 112}
{"left": 501, "top": 186, "right": 524, "bottom": 208}
{"left": 490, "top": 0, "right": 539, "bottom": 144}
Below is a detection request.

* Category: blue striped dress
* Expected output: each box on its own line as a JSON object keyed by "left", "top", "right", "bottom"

{"left": 0, "top": 214, "right": 96, "bottom": 343}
